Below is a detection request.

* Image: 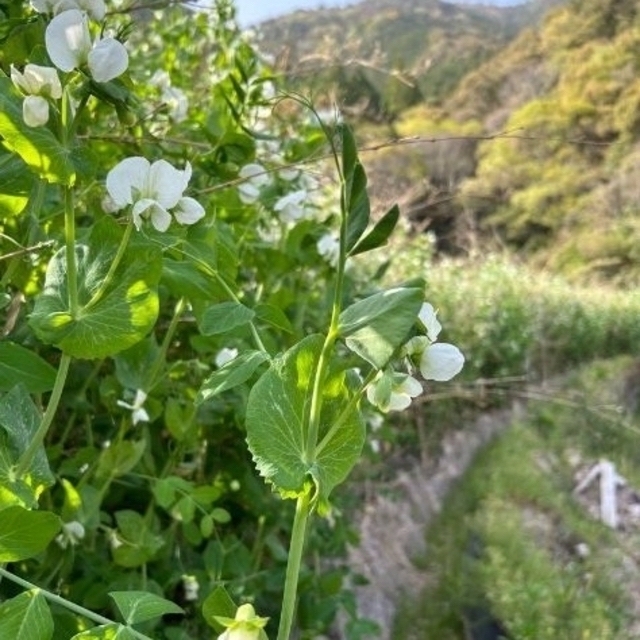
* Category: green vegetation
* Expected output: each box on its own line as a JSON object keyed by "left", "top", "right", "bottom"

{"left": 394, "top": 357, "right": 640, "bottom": 639}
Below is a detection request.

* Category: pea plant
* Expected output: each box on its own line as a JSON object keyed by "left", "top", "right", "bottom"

{"left": 0, "top": 1, "right": 464, "bottom": 639}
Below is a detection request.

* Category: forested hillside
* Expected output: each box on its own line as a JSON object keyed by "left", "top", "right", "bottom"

{"left": 257, "top": 0, "right": 561, "bottom": 120}
{"left": 261, "top": 0, "right": 640, "bottom": 284}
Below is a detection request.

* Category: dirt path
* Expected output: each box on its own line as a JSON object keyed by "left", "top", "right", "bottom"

{"left": 342, "top": 404, "right": 524, "bottom": 640}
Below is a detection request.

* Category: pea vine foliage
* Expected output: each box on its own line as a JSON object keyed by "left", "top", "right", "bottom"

{"left": 0, "top": 1, "right": 464, "bottom": 639}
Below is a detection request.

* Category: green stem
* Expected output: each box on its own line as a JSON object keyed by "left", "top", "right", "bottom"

{"left": 276, "top": 489, "right": 311, "bottom": 640}
{"left": 83, "top": 222, "right": 134, "bottom": 312}
{"left": 305, "top": 330, "right": 336, "bottom": 462}
{"left": 64, "top": 187, "right": 79, "bottom": 316}
{"left": 16, "top": 354, "right": 71, "bottom": 478}
{"left": 148, "top": 297, "right": 186, "bottom": 389}
{"left": 315, "top": 368, "right": 378, "bottom": 456}
{"left": 0, "top": 568, "right": 153, "bottom": 640}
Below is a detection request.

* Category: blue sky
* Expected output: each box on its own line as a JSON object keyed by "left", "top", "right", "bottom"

{"left": 235, "top": 0, "right": 352, "bottom": 25}
{"left": 235, "top": 0, "right": 524, "bottom": 26}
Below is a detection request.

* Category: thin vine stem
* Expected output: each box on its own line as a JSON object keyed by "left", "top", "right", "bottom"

{"left": 16, "top": 354, "right": 71, "bottom": 478}
{"left": 83, "top": 221, "right": 134, "bottom": 311}
{"left": 0, "top": 568, "right": 153, "bottom": 640}
{"left": 148, "top": 297, "right": 186, "bottom": 389}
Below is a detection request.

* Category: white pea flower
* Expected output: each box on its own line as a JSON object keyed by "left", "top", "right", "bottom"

{"left": 32, "top": 0, "right": 106, "bottom": 20}
{"left": 10, "top": 64, "right": 62, "bottom": 127}
{"left": 215, "top": 604, "right": 269, "bottom": 640}
{"left": 106, "top": 156, "right": 205, "bottom": 232}
{"left": 366, "top": 371, "right": 423, "bottom": 413}
{"left": 182, "top": 575, "right": 200, "bottom": 602}
{"left": 56, "top": 520, "right": 86, "bottom": 549}
{"left": 108, "top": 529, "right": 124, "bottom": 550}
{"left": 274, "top": 189, "right": 307, "bottom": 223}
{"left": 215, "top": 347, "right": 238, "bottom": 368}
{"left": 317, "top": 232, "right": 340, "bottom": 267}
{"left": 149, "top": 71, "right": 188, "bottom": 122}
{"left": 45, "top": 10, "right": 128, "bottom": 83}
{"left": 116, "top": 389, "right": 150, "bottom": 425}
{"left": 161, "top": 85, "right": 188, "bottom": 122}
{"left": 403, "top": 303, "right": 464, "bottom": 382}
{"left": 237, "top": 163, "right": 270, "bottom": 204}
{"left": 270, "top": 155, "right": 300, "bottom": 182}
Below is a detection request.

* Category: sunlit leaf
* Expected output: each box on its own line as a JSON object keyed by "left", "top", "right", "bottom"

{"left": 0, "top": 77, "right": 75, "bottom": 185}
{"left": 30, "top": 217, "right": 161, "bottom": 359}
{"left": 0, "top": 590, "right": 54, "bottom": 640}
{"left": 0, "top": 505, "right": 60, "bottom": 561}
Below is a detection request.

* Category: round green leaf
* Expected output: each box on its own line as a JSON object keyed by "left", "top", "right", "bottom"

{"left": 30, "top": 218, "right": 161, "bottom": 359}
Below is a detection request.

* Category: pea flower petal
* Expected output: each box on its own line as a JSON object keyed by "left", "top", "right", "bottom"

{"left": 174, "top": 197, "right": 205, "bottom": 225}
{"left": 215, "top": 603, "right": 269, "bottom": 640}
{"left": 419, "top": 342, "right": 465, "bottom": 382}
{"left": 45, "top": 9, "right": 92, "bottom": 72}
{"left": 45, "top": 9, "right": 128, "bottom": 83}
{"left": 147, "top": 159, "right": 187, "bottom": 209}
{"left": 317, "top": 232, "right": 340, "bottom": 267}
{"left": 117, "top": 389, "right": 150, "bottom": 425}
{"left": 366, "top": 371, "right": 423, "bottom": 413}
{"left": 238, "top": 163, "right": 270, "bottom": 204}
{"left": 88, "top": 37, "right": 129, "bottom": 83}
{"left": 106, "top": 156, "right": 150, "bottom": 209}
{"left": 418, "top": 302, "right": 442, "bottom": 342}
{"left": 10, "top": 64, "right": 62, "bottom": 99}
{"left": 22, "top": 96, "right": 50, "bottom": 127}
{"left": 274, "top": 189, "right": 307, "bottom": 222}
{"left": 215, "top": 347, "right": 238, "bottom": 368}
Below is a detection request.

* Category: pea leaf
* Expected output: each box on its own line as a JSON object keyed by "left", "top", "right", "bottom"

{"left": 0, "top": 77, "right": 75, "bottom": 185}
{"left": 0, "top": 342, "right": 56, "bottom": 393}
{"left": 0, "top": 151, "right": 33, "bottom": 217}
{"left": 199, "top": 301, "right": 255, "bottom": 335}
{"left": 344, "top": 162, "right": 371, "bottom": 252}
{"left": 196, "top": 350, "right": 270, "bottom": 404}
{"left": 340, "top": 124, "right": 370, "bottom": 251}
{"left": 0, "top": 385, "right": 54, "bottom": 506}
{"left": 350, "top": 204, "right": 400, "bottom": 257}
{"left": 0, "top": 505, "right": 60, "bottom": 561}
{"left": 339, "top": 286, "right": 424, "bottom": 369}
{"left": 30, "top": 217, "right": 161, "bottom": 359}
{"left": 202, "top": 586, "right": 236, "bottom": 632}
{"left": 112, "top": 510, "right": 164, "bottom": 568}
{"left": 246, "top": 335, "right": 365, "bottom": 506}
{"left": 0, "top": 590, "right": 54, "bottom": 640}
{"left": 109, "top": 591, "right": 184, "bottom": 625}
{"left": 254, "top": 303, "right": 294, "bottom": 333}
{"left": 95, "top": 440, "right": 146, "bottom": 481}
